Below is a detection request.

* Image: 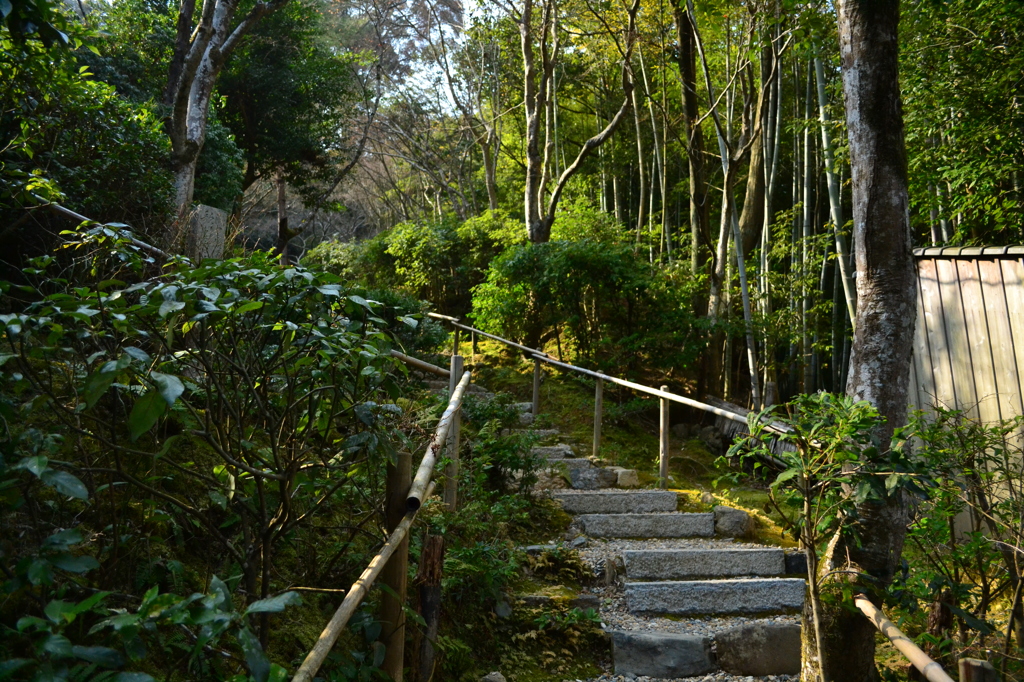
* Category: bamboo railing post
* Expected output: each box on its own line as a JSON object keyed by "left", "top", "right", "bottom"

{"left": 444, "top": 355, "right": 464, "bottom": 510}
{"left": 593, "top": 378, "right": 604, "bottom": 459}
{"left": 532, "top": 358, "right": 541, "bottom": 416}
{"left": 959, "top": 659, "right": 999, "bottom": 682}
{"left": 471, "top": 330, "right": 478, "bottom": 356}
{"left": 381, "top": 451, "right": 412, "bottom": 681}
{"left": 452, "top": 327, "right": 461, "bottom": 357}
{"left": 416, "top": 533, "right": 445, "bottom": 682}
{"left": 659, "top": 385, "right": 670, "bottom": 488}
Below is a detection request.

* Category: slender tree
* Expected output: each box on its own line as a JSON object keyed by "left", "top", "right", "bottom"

{"left": 803, "top": 0, "right": 915, "bottom": 680}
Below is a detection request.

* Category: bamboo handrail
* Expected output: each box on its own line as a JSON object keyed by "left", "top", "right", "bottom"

{"left": 390, "top": 349, "right": 450, "bottom": 377}
{"left": 291, "top": 480, "right": 436, "bottom": 682}
{"left": 426, "top": 315, "right": 791, "bottom": 433}
{"left": 290, "top": 364, "right": 471, "bottom": 682}
{"left": 407, "top": 369, "right": 471, "bottom": 511}
{"left": 854, "top": 595, "right": 955, "bottom": 682}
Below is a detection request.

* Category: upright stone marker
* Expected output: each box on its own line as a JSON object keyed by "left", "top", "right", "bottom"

{"left": 189, "top": 204, "right": 227, "bottom": 260}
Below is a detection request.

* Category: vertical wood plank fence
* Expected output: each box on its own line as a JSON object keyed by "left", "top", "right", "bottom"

{"left": 912, "top": 246, "right": 1024, "bottom": 424}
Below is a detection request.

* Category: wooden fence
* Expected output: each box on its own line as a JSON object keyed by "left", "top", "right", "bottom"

{"left": 911, "top": 246, "right": 1024, "bottom": 423}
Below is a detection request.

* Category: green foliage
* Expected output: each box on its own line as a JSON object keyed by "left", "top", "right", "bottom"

{"left": 0, "top": 22, "right": 173, "bottom": 239}
{"left": 724, "top": 393, "right": 927, "bottom": 548}
{"left": 902, "top": 0, "right": 1024, "bottom": 243}
{"left": 218, "top": 0, "right": 363, "bottom": 196}
{"left": 192, "top": 111, "right": 245, "bottom": 212}
{"left": 306, "top": 210, "right": 524, "bottom": 316}
{"left": 890, "top": 407, "right": 1024, "bottom": 659}
{"left": 471, "top": 240, "right": 706, "bottom": 368}
{"left": 0, "top": 225, "right": 437, "bottom": 679}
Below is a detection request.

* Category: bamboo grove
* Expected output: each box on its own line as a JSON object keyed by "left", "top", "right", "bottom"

{"left": 333, "top": 0, "right": 1024, "bottom": 407}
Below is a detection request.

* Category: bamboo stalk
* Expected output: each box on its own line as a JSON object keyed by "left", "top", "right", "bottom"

{"left": 291, "top": 480, "right": 437, "bottom": 682}
{"left": 444, "top": 355, "right": 464, "bottom": 510}
{"left": 407, "top": 371, "right": 471, "bottom": 511}
{"left": 854, "top": 596, "right": 955, "bottom": 682}
{"left": 593, "top": 378, "right": 603, "bottom": 459}
{"left": 390, "top": 350, "right": 450, "bottom": 377}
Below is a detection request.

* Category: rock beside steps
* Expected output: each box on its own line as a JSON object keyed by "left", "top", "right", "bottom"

{"left": 551, "top": 489, "right": 806, "bottom": 679}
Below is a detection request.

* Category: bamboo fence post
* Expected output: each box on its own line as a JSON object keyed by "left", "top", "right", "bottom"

{"left": 593, "top": 377, "right": 603, "bottom": 459}
{"left": 959, "top": 660, "right": 999, "bottom": 682}
{"left": 416, "top": 534, "right": 445, "bottom": 682}
{"left": 452, "top": 327, "right": 461, "bottom": 357}
{"left": 381, "top": 451, "right": 411, "bottom": 681}
{"left": 444, "top": 355, "right": 463, "bottom": 510}
{"left": 659, "top": 385, "right": 670, "bottom": 488}
{"left": 471, "top": 330, "right": 478, "bottom": 356}
{"left": 532, "top": 358, "right": 541, "bottom": 416}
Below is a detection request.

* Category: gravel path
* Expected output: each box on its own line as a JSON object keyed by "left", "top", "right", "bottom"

{"left": 565, "top": 672, "right": 797, "bottom": 682}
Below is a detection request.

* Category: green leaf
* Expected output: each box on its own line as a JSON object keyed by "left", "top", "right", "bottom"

{"left": 150, "top": 372, "right": 185, "bottom": 406}
{"left": 234, "top": 301, "right": 264, "bottom": 314}
{"left": 82, "top": 369, "right": 119, "bottom": 408}
{"left": 245, "top": 591, "right": 301, "bottom": 615}
{"left": 128, "top": 391, "right": 167, "bottom": 441}
{"left": 43, "top": 634, "right": 74, "bottom": 658}
{"left": 158, "top": 300, "right": 186, "bottom": 318}
{"left": 0, "top": 0, "right": 12, "bottom": 19}
{"left": 72, "top": 645, "right": 124, "bottom": 668}
{"left": 41, "top": 470, "right": 89, "bottom": 500}
{"left": 49, "top": 553, "right": 100, "bottom": 574}
{"left": 0, "top": 659, "right": 31, "bottom": 680}
{"left": 19, "top": 455, "right": 48, "bottom": 477}
{"left": 237, "top": 627, "right": 270, "bottom": 682}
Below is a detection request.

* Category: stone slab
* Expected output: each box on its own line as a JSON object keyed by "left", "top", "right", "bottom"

{"left": 784, "top": 550, "right": 808, "bottom": 576}
{"left": 577, "top": 513, "right": 714, "bottom": 538}
{"left": 611, "top": 630, "right": 715, "bottom": 678}
{"left": 715, "top": 623, "right": 801, "bottom": 675}
{"left": 623, "top": 548, "right": 785, "bottom": 580}
{"left": 626, "top": 578, "right": 806, "bottom": 615}
{"left": 550, "top": 458, "right": 593, "bottom": 470}
{"left": 532, "top": 444, "right": 574, "bottom": 459}
{"left": 570, "top": 467, "right": 617, "bottom": 489}
{"left": 553, "top": 491, "right": 678, "bottom": 514}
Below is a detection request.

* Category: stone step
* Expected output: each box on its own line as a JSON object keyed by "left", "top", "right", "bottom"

{"left": 623, "top": 548, "right": 785, "bottom": 580}
{"left": 626, "top": 577, "right": 805, "bottom": 615}
{"left": 548, "top": 457, "right": 592, "bottom": 470}
{"left": 553, "top": 490, "right": 677, "bottom": 514}
{"left": 577, "top": 513, "right": 714, "bottom": 538}
{"left": 610, "top": 622, "right": 801, "bottom": 678}
{"left": 531, "top": 445, "right": 574, "bottom": 460}
{"left": 610, "top": 631, "right": 714, "bottom": 679}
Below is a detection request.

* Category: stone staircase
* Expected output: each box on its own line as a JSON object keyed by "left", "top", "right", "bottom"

{"left": 422, "top": 373, "right": 805, "bottom": 680}
{"left": 551, "top": 489, "right": 805, "bottom": 680}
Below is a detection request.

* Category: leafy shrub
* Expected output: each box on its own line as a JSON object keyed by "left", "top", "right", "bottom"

{"left": 305, "top": 210, "right": 524, "bottom": 316}
{"left": 471, "top": 240, "right": 706, "bottom": 368}
{"left": 893, "top": 406, "right": 1024, "bottom": 663}
{"left": 1, "top": 24, "right": 173, "bottom": 244}
{"left": 0, "top": 225, "right": 429, "bottom": 679}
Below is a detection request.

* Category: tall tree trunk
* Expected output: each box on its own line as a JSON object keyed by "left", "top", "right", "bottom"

{"left": 676, "top": 3, "right": 710, "bottom": 275}
{"left": 737, "top": 110, "right": 765, "bottom": 256}
{"left": 803, "top": 2, "right": 915, "bottom": 681}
